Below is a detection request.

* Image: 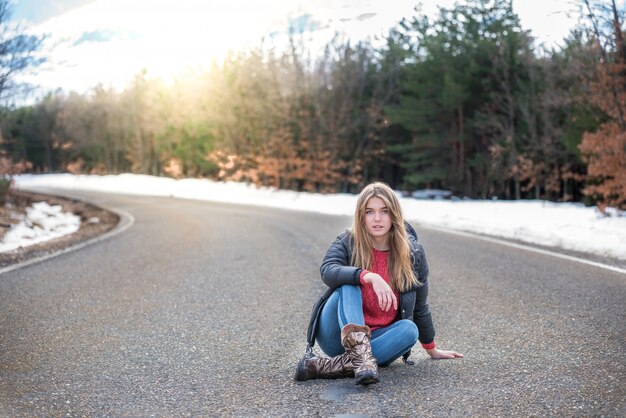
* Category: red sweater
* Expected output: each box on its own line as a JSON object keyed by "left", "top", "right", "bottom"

{"left": 359, "top": 249, "right": 437, "bottom": 350}
{"left": 359, "top": 249, "right": 399, "bottom": 331}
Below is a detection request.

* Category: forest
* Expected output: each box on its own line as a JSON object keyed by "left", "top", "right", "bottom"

{"left": 1, "top": 0, "right": 625, "bottom": 211}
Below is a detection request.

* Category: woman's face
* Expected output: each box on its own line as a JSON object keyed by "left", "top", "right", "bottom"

{"left": 364, "top": 196, "right": 392, "bottom": 239}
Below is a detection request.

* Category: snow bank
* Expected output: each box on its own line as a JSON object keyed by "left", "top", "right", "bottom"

{"left": 0, "top": 201, "right": 81, "bottom": 252}
{"left": 13, "top": 173, "right": 626, "bottom": 261}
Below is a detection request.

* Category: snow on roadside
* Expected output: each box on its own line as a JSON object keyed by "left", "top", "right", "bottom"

{"left": 0, "top": 201, "right": 81, "bottom": 252}
{"left": 14, "top": 173, "right": 626, "bottom": 261}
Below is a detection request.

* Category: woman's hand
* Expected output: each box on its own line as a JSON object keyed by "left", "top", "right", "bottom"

{"left": 425, "top": 348, "right": 464, "bottom": 359}
{"left": 363, "top": 272, "right": 397, "bottom": 312}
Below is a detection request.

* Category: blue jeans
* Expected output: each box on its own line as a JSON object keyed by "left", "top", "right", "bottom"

{"left": 316, "top": 285, "right": 418, "bottom": 367}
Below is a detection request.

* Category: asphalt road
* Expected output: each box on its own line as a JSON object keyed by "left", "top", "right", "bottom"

{"left": 0, "top": 190, "right": 624, "bottom": 417}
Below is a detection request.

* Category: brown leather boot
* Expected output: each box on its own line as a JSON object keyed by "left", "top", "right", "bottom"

{"left": 341, "top": 324, "right": 380, "bottom": 386}
{"left": 294, "top": 352, "right": 354, "bottom": 381}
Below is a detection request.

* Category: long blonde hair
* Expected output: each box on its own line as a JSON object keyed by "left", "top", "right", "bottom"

{"left": 350, "top": 182, "right": 418, "bottom": 292}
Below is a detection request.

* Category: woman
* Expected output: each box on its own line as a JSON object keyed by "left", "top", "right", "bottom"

{"left": 295, "top": 182, "right": 463, "bottom": 385}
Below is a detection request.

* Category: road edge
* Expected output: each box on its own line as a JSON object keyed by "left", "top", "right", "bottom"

{"left": 415, "top": 223, "right": 626, "bottom": 276}
{"left": 0, "top": 188, "right": 135, "bottom": 276}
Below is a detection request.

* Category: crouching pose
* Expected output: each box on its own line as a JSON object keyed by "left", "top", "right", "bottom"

{"left": 295, "top": 182, "right": 463, "bottom": 385}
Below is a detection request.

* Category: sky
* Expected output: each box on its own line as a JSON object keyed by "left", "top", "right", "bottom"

{"left": 9, "top": 0, "right": 584, "bottom": 99}
{"left": 10, "top": 173, "right": 626, "bottom": 273}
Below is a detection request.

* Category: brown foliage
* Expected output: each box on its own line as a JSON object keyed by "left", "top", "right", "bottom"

{"left": 163, "top": 158, "right": 183, "bottom": 179}
{"left": 0, "top": 156, "right": 31, "bottom": 177}
{"left": 578, "top": 1, "right": 626, "bottom": 212}
{"left": 65, "top": 159, "right": 84, "bottom": 175}
{"left": 0, "top": 155, "right": 32, "bottom": 204}
{"left": 512, "top": 155, "right": 582, "bottom": 201}
{"left": 579, "top": 59, "right": 626, "bottom": 211}
{"left": 206, "top": 137, "right": 361, "bottom": 193}
{"left": 579, "top": 122, "right": 626, "bottom": 211}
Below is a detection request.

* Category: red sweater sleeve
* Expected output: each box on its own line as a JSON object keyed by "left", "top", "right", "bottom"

{"left": 421, "top": 341, "right": 436, "bottom": 350}
{"left": 359, "top": 269, "right": 370, "bottom": 284}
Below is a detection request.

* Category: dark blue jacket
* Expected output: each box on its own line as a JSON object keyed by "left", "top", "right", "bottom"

{"left": 319, "top": 222, "right": 435, "bottom": 345}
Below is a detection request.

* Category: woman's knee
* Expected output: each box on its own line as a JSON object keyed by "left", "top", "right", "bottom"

{"left": 338, "top": 284, "right": 361, "bottom": 297}
{"left": 397, "top": 319, "right": 419, "bottom": 346}
{"left": 337, "top": 285, "right": 364, "bottom": 328}
{"left": 371, "top": 320, "right": 419, "bottom": 367}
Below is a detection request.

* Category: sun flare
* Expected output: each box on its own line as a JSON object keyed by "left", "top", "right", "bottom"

{"left": 31, "top": 0, "right": 299, "bottom": 91}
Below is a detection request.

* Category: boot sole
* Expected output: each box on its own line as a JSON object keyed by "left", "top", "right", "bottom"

{"left": 294, "top": 357, "right": 310, "bottom": 381}
{"left": 355, "top": 371, "right": 380, "bottom": 386}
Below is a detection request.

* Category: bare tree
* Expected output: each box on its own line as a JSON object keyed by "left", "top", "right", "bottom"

{"left": 0, "top": 0, "right": 44, "bottom": 103}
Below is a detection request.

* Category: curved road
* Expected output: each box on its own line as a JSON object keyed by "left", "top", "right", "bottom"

{"left": 1, "top": 190, "right": 624, "bottom": 416}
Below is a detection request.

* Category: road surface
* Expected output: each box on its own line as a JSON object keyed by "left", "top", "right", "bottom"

{"left": 1, "top": 190, "right": 624, "bottom": 416}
